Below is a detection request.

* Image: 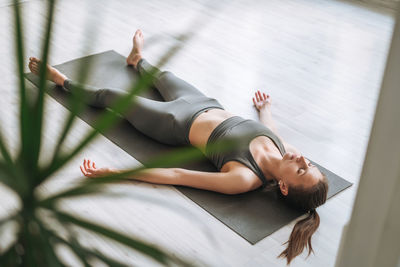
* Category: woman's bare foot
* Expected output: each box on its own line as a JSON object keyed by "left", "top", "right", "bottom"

{"left": 28, "top": 57, "right": 67, "bottom": 86}
{"left": 126, "top": 29, "right": 144, "bottom": 68}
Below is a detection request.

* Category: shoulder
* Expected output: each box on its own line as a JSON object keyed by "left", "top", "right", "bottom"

{"left": 225, "top": 163, "right": 264, "bottom": 192}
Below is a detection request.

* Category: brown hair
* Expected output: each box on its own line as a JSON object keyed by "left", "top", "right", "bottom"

{"left": 279, "top": 172, "right": 329, "bottom": 265}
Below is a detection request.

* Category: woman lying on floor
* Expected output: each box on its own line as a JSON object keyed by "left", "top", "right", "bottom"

{"left": 28, "top": 29, "right": 328, "bottom": 264}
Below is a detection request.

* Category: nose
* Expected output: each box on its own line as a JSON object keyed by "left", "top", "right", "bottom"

{"left": 296, "top": 155, "right": 307, "bottom": 164}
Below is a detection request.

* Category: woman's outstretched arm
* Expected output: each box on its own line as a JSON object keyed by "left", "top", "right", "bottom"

{"left": 252, "top": 90, "right": 301, "bottom": 154}
{"left": 80, "top": 159, "right": 257, "bottom": 195}
{"left": 252, "top": 90, "right": 279, "bottom": 133}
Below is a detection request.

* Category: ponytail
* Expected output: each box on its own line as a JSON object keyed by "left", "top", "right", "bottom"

{"left": 279, "top": 209, "right": 320, "bottom": 264}
{"left": 278, "top": 173, "right": 328, "bottom": 265}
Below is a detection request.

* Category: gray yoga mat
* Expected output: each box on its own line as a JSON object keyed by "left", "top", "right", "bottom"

{"left": 25, "top": 50, "right": 352, "bottom": 244}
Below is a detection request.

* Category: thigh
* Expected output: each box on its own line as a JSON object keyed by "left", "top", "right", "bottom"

{"left": 155, "top": 71, "right": 207, "bottom": 101}
{"left": 123, "top": 97, "right": 188, "bottom": 145}
{"left": 137, "top": 59, "right": 207, "bottom": 101}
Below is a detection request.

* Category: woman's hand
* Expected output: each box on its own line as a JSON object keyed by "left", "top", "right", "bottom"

{"left": 80, "top": 159, "right": 117, "bottom": 178}
{"left": 252, "top": 90, "right": 271, "bottom": 112}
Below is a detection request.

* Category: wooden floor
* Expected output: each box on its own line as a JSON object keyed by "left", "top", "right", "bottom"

{"left": 0, "top": 0, "right": 396, "bottom": 266}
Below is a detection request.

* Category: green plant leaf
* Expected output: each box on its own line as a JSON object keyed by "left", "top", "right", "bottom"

{"left": 0, "top": 243, "right": 20, "bottom": 265}
{"left": 12, "top": 0, "right": 30, "bottom": 177}
{"left": 84, "top": 248, "right": 129, "bottom": 267}
{"left": 0, "top": 128, "right": 14, "bottom": 167}
{"left": 0, "top": 162, "right": 16, "bottom": 191}
{"left": 55, "top": 233, "right": 128, "bottom": 267}
{"left": 28, "top": 0, "right": 56, "bottom": 181}
{"left": 35, "top": 218, "right": 66, "bottom": 267}
{"left": 61, "top": 236, "right": 93, "bottom": 267}
{"left": 39, "top": 185, "right": 106, "bottom": 209}
{"left": 0, "top": 161, "right": 27, "bottom": 194}
{"left": 54, "top": 210, "right": 193, "bottom": 267}
{"left": 36, "top": 222, "right": 91, "bottom": 267}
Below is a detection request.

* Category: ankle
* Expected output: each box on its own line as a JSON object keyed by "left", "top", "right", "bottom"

{"left": 127, "top": 54, "right": 141, "bottom": 66}
{"left": 130, "top": 55, "right": 142, "bottom": 69}
{"left": 59, "top": 76, "right": 67, "bottom": 86}
{"left": 135, "top": 56, "right": 143, "bottom": 68}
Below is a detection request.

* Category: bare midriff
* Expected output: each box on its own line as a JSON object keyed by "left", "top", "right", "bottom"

{"left": 188, "top": 108, "right": 266, "bottom": 185}
{"left": 188, "top": 108, "right": 236, "bottom": 150}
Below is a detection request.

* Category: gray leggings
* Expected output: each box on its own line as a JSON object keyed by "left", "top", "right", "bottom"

{"left": 63, "top": 59, "right": 225, "bottom": 145}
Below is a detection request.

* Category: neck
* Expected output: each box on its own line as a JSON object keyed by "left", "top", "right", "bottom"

{"left": 257, "top": 146, "right": 283, "bottom": 181}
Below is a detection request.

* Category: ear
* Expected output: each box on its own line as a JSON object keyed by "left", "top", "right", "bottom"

{"left": 279, "top": 180, "right": 289, "bottom": 196}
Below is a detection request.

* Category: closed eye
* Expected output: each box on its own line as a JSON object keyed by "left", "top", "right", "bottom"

{"left": 298, "top": 161, "right": 313, "bottom": 175}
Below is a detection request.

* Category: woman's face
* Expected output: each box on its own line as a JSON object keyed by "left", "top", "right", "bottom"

{"left": 279, "top": 152, "right": 323, "bottom": 191}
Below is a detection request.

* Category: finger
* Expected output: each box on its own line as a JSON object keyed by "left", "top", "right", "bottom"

{"left": 255, "top": 92, "right": 260, "bottom": 102}
{"left": 252, "top": 97, "right": 257, "bottom": 107}
{"left": 92, "top": 161, "right": 96, "bottom": 169}
{"left": 263, "top": 92, "right": 267, "bottom": 100}
{"left": 80, "top": 166, "right": 88, "bottom": 176}
{"left": 85, "top": 159, "right": 91, "bottom": 170}
{"left": 85, "top": 160, "right": 91, "bottom": 172}
{"left": 257, "top": 91, "right": 262, "bottom": 101}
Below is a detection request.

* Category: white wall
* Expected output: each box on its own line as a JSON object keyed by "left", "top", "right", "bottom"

{"left": 336, "top": 6, "right": 400, "bottom": 267}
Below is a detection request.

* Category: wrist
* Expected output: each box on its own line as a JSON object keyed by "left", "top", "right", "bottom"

{"left": 109, "top": 168, "right": 121, "bottom": 174}
{"left": 258, "top": 108, "right": 271, "bottom": 116}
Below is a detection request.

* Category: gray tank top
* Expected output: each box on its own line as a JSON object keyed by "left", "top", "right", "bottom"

{"left": 205, "top": 116, "right": 286, "bottom": 188}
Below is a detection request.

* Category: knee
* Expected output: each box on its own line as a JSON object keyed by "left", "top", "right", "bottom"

{"left": 158, "top": 71, "right": 174, "bottom": 81}
{"left": 96, "top": 88, "right": 112, "bottom": 98}
{"left": 93, "top": 88, "right": 119, "bottom": 108}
